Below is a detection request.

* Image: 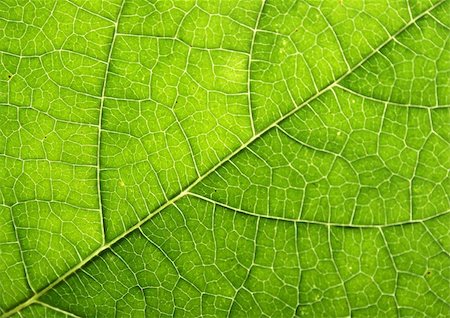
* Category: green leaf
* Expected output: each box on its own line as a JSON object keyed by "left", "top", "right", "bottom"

{"left": 1, "top": 0, "right": 449, "bottom": 317}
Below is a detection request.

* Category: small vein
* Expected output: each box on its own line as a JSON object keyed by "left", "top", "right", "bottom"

{"left": 247, "top": 0, "right": 266, "bottom": 136}
{"left": 188, "top": 192, "right": 450, "bottom": 229}
{"left": 96, "top": 0, "right": 126, "bottom": 245}
{"left": 336, "top": 84, "right": 450, "bottom": 108}
{"left": 35, "top": 301, "right": 82, "bottom": 318}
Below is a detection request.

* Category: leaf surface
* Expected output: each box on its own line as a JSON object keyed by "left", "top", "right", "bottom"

{"left": 0, "top": 0, "right": 449, "bottom": 317}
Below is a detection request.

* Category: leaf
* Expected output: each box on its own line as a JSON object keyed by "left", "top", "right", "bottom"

{"left": 1, "top": 0, "right": 449, "bottom": 317}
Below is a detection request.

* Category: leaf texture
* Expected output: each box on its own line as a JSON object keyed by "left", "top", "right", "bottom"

{"left": 0, "top": 0, "right": 449, "bottom": 317}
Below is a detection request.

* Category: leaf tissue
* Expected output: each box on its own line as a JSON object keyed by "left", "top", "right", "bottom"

{"left": 0, "top": 0, "right": 449, "bottom": 317}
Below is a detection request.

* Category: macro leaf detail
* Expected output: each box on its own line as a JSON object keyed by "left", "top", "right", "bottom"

{"left": 0, "top": 0, "right": 449, "bottom": 317}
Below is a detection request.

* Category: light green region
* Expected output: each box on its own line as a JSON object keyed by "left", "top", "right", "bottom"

{"left": 0, "top": 0, "right": 449, "bottom": 317}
